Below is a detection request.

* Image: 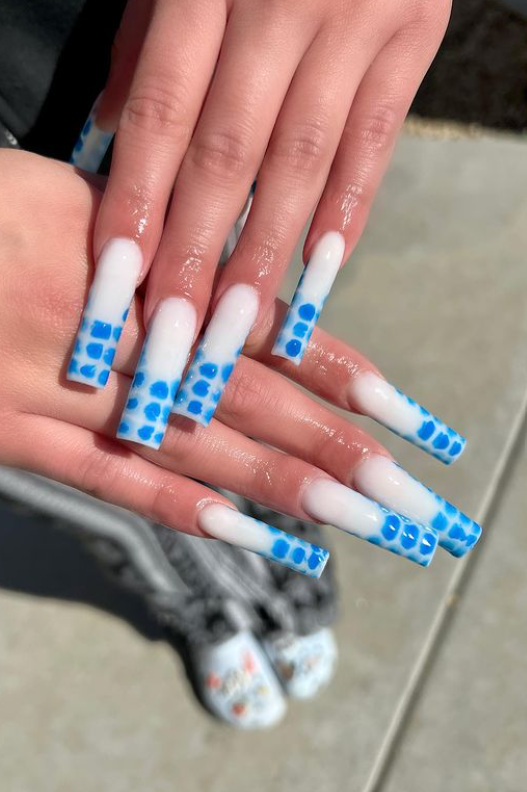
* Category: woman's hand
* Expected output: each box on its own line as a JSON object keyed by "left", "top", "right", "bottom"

{"left": 72, "top": 0, "right": 452, "bottom": 410}
{"left": 0, "top": 151, "right": 479, "bottom": 571}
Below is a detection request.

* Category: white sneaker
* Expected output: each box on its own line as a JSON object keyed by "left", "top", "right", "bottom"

{"left": 264, "top": 628, "right": 338, "bottom": 700}
{"left": 197, "top": 631, "right": 287, "bottom": 729}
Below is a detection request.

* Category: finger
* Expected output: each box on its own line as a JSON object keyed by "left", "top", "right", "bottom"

{"left": 62, "top": 232, "right": 466, "bottom": 468}
{"left": 55, "top": 369, "right": 437, "bottom": 567}
{"left": 213, "top": 356, "right": 481, "bottom": 558}
{"left": 70, "top": 0, "right": 156, "bottom": 172}
{"left": 269, "top": 34, "right": 446, "bottom": 370}
{"left": 9, "top": 414, "right": 329, "bottom": 578}
{"left": 173, "top": 27, "right": 383, "bottom": 425}
{"left": 98, "top": 0, "right": 155, "bottom": 132}
{"left": 68, "top": 0, "right": 226, "bottom": 389}
{"left": 305, "top": 25, "right": 447, "bottom": 265}
{"left": 244, "top": 298, "right": 468, "bottom": 466}
{"left": 141, "top": 4, "right": 313, "bottom": 422}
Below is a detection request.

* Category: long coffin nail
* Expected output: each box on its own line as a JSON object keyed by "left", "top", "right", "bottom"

{"left": 70, "top": 94, "right": 114, "bottom": 173}
{"left": 302, "top": 479, "right": 438, "bottom": 566}
{"left": 117, "top": 298, "right": 196, "bottom": 449}
{"left": 67, "top": 238, "right": 142, "bottom": 388}
{"left": 173, "top": 284, "right": 259, "bottom": 425}
{"left": 272, "top": 231, "right": 345, "bottom": 365}
{"left": 198, "top": 504, "right": 329, "bottom": 578}
{"left": 349, "top": 372, "right": 466, "bottom": 464}
{"left": 354, "top": 455, "right": 481, "bottom": 558}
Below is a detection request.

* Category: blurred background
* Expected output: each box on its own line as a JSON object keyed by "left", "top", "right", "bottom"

{"left": 1, "top": 1, "right": 527, "bottom": 790}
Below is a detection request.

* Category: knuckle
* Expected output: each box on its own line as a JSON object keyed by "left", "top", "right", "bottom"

{"left": 312, "top": 425, "right": 353, "bottom": 468}
{"left": 122, "top": 84, "right": 192, "bottom": 142}
{"left": 250, "top": 455, "right": 285, "bottom": 502}
{"left": 407, "top": 0, "right": 452, "bottom": 31}
{"left": 268, "top": 121, "right": 328, "bottom": 174}
{"left": 148, "top": 477, "right": 182, "bottom": 526}
{"left": 348, "top": 105, "right": 399, "bottom": 158}
{"left": 78, "top": 447, "right": 121, "bottom": 502}
{"left": 221, "top": 367, "right": 267, "bottom": 422}
{"left": 191, "top": 127, "right": 254, "bottom": 179}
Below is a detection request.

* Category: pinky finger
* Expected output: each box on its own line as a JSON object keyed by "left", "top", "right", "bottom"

{"left": 9, "top": 415, "right": 329, "bottom": 577}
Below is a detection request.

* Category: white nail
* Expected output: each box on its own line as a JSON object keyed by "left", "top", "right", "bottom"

{"left": 70, "top": 93, "right": 113, "bottom": 173}
{"left": 198, "top": 504, "right": 329, "bottom": 578}
{"left": 272, "top": 231, "right": 345, "bottom": 365}
{"left": 117, "top": 298, "right": 197, "bottom": 449}
{"left": 67, "top": 238, "right": 142, "bottom": 388}
{"left": 301, "top": 479, "right": 437, "bottom": 566}
{"left": 173, "top": 284, "right": 259, "bottom": 425}
{"left": 348, "top": 372, "right": 466, "bottom": 465}
{"left": 354, "top": 455, "right": 481, "bottom": 558}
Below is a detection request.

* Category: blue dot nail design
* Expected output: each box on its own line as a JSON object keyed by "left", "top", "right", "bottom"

{"left": 199, "top": 504, "right": 330, "bottom": 578}
{"left": 116, "top": 298, "right": 196, "bottom": 450}
{"left": 353, "top": 456, "right": 481, "bottom": 559}
{"left": 70, "top": 93, "right": 114, "bottom": 174}
{"left": 173, "top": 285, "right": 259, "bottom": 426}
{"left": 302, "top": 479, "right": 439, "bottom": 567}
{"left": 272, "top": 232, "right": 345, "bottom": 366}
{"left": 67, "top": 239, "right": 142, "bottom": 390}
{"left": 350, "top": 373, "right": 467, "bottom": 465}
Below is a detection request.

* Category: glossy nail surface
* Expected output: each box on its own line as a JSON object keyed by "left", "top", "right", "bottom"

{"left": 173, "top": 284, "right": 259, "bottom": 425}
{"left": 117, "top": 298, "right": 196, "bottom": 449}
{"left": 198, "top": 504, "right": 330, "bottom": 578}
{"left": 354, "top": 455, "right": 481, "bottom": 557}
{"left": 349, "top": 372, "right": 466, "bottom": 464}
{"left": 67, "top": 238, "right": 142, "bottom": 388}
{"left": 272, "top": 231, "right": 345, "bottom": 365}
{"left": 70, "top": 94, "right": 113, "bottom": 173}
{"left": 302, "top": 479, "right": 437, "bottom": 566}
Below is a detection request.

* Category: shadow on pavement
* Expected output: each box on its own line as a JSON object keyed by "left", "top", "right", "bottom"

{"left": 0, "top": 504, "right": 163, "bottom": 642}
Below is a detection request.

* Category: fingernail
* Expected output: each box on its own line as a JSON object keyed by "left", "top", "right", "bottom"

{"left": 348, "top": 372, "right": 466, "bottom": 464}
{"left": 198, "top": 504, "right": 330, "bottom": 578}
{"left": 172, "top": 284, "right": 259, "bottom": 425}
{"left": 272, "top": 231, "right": 345, "bottom": 365}
{"left": 301, "top": 479, "right": 438, "bottom": 567}
{"left": 354, "top": 455, "right": 481, "bottom": 558}
{"left": 67, "top": 238, "right": 142, "bottom": 388}
{"left": 117, "top": 298, "right": 196, "bottom": 449}
{"left": 70, "top": 93, "right": 113, "bottom": 173}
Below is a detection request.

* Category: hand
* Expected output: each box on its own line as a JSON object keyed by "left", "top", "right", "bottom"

{"left": 72, "top": 0, "right": 452, "bottom": 417}
{"left": 0, "top": 151, "right": 479, "bottom": 571}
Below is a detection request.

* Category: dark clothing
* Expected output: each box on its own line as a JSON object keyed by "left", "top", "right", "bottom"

{"left": 0, "top": 0, "right": 125, "bottom": 156}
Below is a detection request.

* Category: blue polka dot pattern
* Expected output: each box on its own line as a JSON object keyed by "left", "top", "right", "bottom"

{"left": 173, "top": 284, "right": 259, "bottom": 425}
{"left": 173, "top": 342, "right": 244, "bottom": 426}
{"left": 117, "top": 362, "right": 180, "bottom": 450}
{"left": 272, "top": 233, "right": 345, "bottom": 366}
{"left": 115, "top": 297, "right": 196, "bottom": 450}
{"left": 393, "top": 389, "right": 467, "bottom": 465}
{"left": 67, "top": 312, "right": 122, "bottom": 388}
{"left": 258, "top": 522, "right": 329, "bottom": 578}
{"left": 428, "top": 494, "right": 482, "bottom": 557}
{"left": 371, "top": 508, "right": 438, "bottom": 566}
{"left": 70, "top": 94, "right": 114, "bottom": 174}
{"left": 272, "top": 269, "right": 323, "bottom": 366}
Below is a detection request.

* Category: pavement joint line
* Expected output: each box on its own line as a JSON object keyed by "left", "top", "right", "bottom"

{"left": 361, "top": 382, "right": 527, "bottom": 792}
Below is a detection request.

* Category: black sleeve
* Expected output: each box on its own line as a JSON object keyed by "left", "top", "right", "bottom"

{"left": 0, "top": 0, "right": 125, "bottom": 159}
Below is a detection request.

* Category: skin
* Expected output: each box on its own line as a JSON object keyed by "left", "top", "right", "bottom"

{"left": 95, "top": 0, "right": 452, "bottom": 336}
{"left": 0, "top": 150, "right": 402, "bottom": 539}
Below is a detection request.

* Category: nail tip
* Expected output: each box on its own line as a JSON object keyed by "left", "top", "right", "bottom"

{"left": 66, "top": 373, "right": 106, "bottom": 389}
{"left": 307, "top": 549, "right": 330, "bottom": 579}
{"left": 270, "top": 345, "right": 303, "bottom": 366}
